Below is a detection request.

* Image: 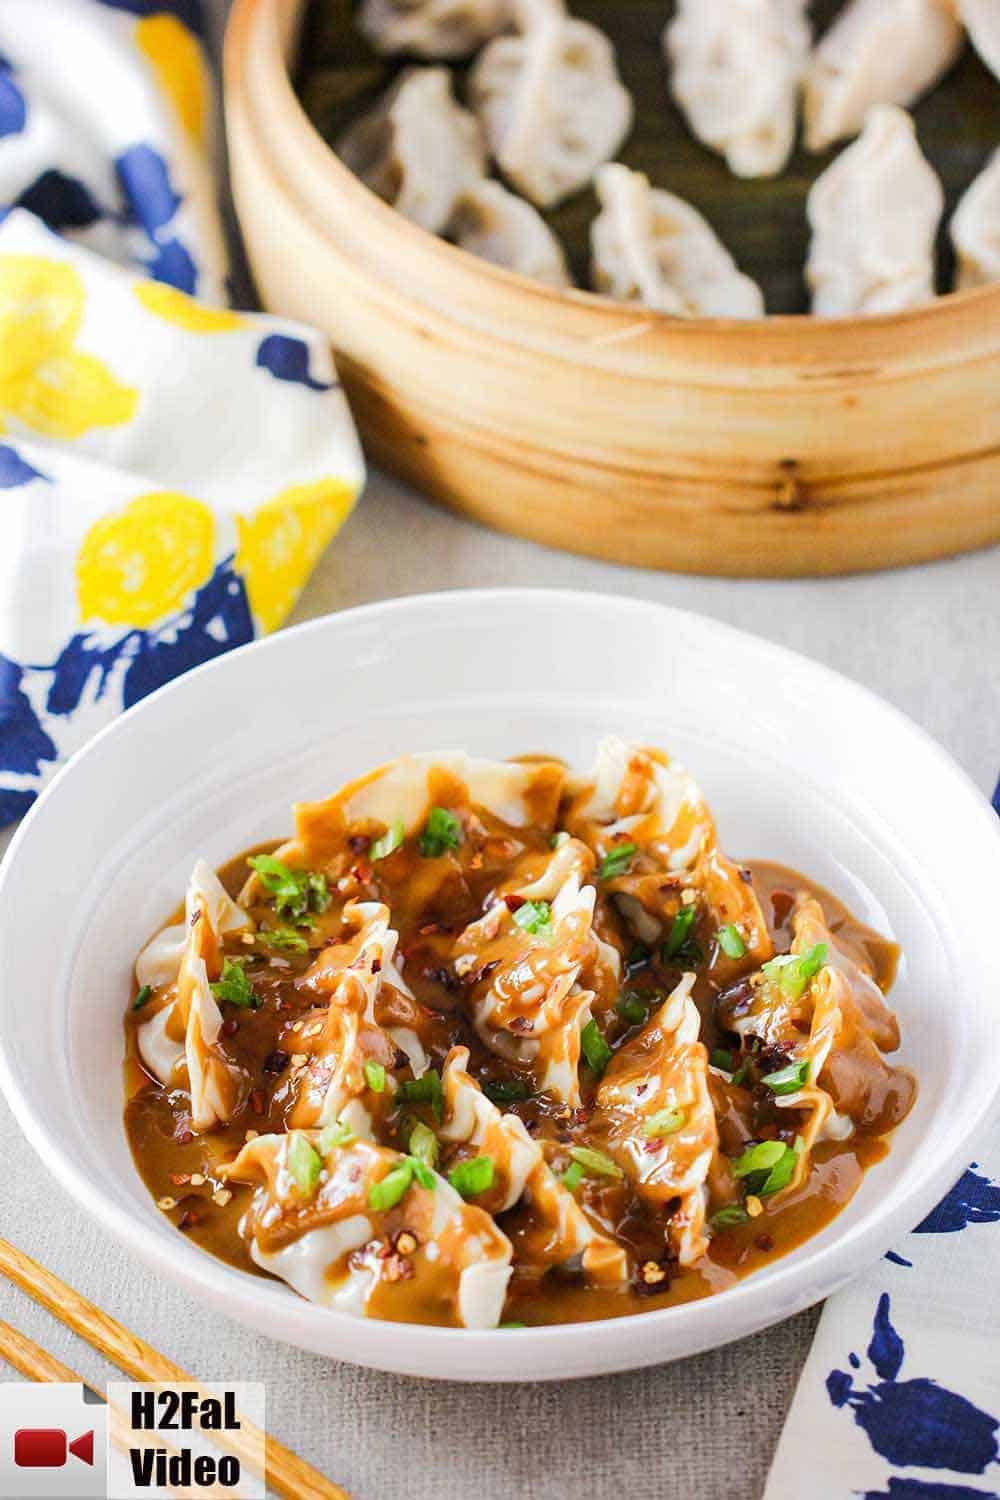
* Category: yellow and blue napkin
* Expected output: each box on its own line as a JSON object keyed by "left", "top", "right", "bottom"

{"left": 0, "top": 0, "right": 364, "bottom": 826}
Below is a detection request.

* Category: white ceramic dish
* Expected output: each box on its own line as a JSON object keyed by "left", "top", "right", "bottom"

{"left": 1, "top": 589, "right": 998, "bottom": 1381}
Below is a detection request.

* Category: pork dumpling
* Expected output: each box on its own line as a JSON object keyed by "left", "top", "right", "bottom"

{"left": 286, "top": 748, "right": 565, "bottom": 867}
{"left": 134, "top": 862, "right": 251, "bottom": 1133}
{"left": 951, "top": 149, "right": 1000, "bottom": 290}
{"left": 590, "top": 164, "right": 765, "bottom": 319}
{"left": 956, "top": 0, "right": 1000, "bottom": 81}
{"left": 337, "top": 68, "right": 486, "bottom": 233}
{"left": 452, "top": 180, "right": 571, "bottom": 287}
{"left": 594, "top": 974, "right": 718, "bottom": 1265}
{"left": 563, "top": 736, "right": 772, "bottom": 966}
{"left": 285, "top": 900, "right": 430, "bottom": 1133}
{"left": 468, "top": 8, "right": 633, "bottom": 207}
{"left": 806, "top": 106, "right": 943, "bottom": 317}
{"left": 803, "top": 0, "right": 963, "bottom": 152}
{"left": 452, "top": 849, "right": 608, "bottom": 1105}
{"left": 358, "top": 0, "right": 512, "bottom": 58}
{"left": 222, "top": 1130, "right": 513, "bottom": 1328}
{"left": 664, "top": 0, "right": 811, "bottom": 179}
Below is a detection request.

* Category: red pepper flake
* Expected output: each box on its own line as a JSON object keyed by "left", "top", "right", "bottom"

{"left": 221, "top": 1018, "right": 239, "bottom": 1037}
{"left": 249, "top": 1089, "right": 266, "bottom": 1117}
{"left": 504, "top": 894, "right": 526, "bottom": 912}
{"left": 418, "top": 922, "right": 441, "bottom": 937}
{"left": 175, "top": 1126, "right": 194, "bottom": 1145}
{"left": 169, "top": 1172, "right": 192, "bottom": 1187}
{"left": 754, "top": 1233, "right": 775, "bottom": 1252}
{"left": 178, "top": 1210, "right": 202, "bottom": 1231}
{"left": 371, "top": 958, "right": 382, "bottom": 974}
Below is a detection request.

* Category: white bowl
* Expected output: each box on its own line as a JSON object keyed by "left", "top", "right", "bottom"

{"left": 1, "top": 589, "right": 998, "bottom": 1382}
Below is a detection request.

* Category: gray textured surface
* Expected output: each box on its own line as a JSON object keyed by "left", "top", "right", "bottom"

{"left": 1, "top": 472, "right": 997, "bottom": 1500}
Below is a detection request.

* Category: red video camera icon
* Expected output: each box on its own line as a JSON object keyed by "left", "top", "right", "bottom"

{"left": 13, "top": 1428, "right": 95, "bottom": 1468}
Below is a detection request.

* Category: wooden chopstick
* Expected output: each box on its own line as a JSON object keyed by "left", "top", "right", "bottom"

{"left": 0, "top": 1237, "right": 350, "bottom": 1500}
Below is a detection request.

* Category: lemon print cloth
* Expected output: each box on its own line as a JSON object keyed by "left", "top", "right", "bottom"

{"left": 0, "top": 3, "right": 365, "bottom": 827}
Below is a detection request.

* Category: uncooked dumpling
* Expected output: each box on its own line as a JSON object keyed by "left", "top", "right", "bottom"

{"left": 468, "top": 7, "right": 633, "bottom": 207}
{"left": 806, "top": 106, "right": 943, "bottom": 317}
{"left": 358, "top": 0, "right": 512, "bottom": 58}
{"left": 337, "top": 68, "right": 486, "bottom": 233}
{"left": 452, "top": 180, "right": 571, "bottom": 286}
{"left": 951, "top": 149, "right": 1000, "bottom": 290}
{"left": 664, "top": 0, "right": 811, "bottom": 179}
{"left": 590, "top": 164, "right": 765, "bottom": 319}
{"left": 803, "top": 0, "right": 963, "bottom": 152}
{"left": 955, "top": 0, "right": 1000, "bottom": 81}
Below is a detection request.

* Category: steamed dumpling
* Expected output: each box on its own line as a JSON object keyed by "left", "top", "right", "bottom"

{"left": 594, "top": 974, "right": 718, "bottom": 1266}
{"left": 285, "top": 900, "right": 430, "bottom": 1133}
{"left": 223, "top": 1131, "right": 513, "bottom": 1328}
{"left": 806, "top": 106, "right": 943, "bottom": 317}
{"left": 803, "top": 0, "right": 963, "bottom": 152}
{"left": 452, "top": 180, "right": 571, "bottom": 286}
{"left": 664, "top": 0, "right": 811, "bottom": 179}
{"left": 468, "top": 7, "right": 633, "bottom": 207}
{"left": 337, "top": 68, "right": 486, "bottom": 233}
{"left": 563, "top": 736, "right": 773, "bottom": 963}
{"left": 358, "top": 0, "right": 512, "bottom": 58}
{"left": 590, "top": 164, "right": 765, "bottom": 319}
{"left": 951, "top": 149, "right": 1000, "bottom": 290}
{"left": 452, "top": 838, "right": 618, "bottom": 1104}
{"left": 134, "top": 861, "right": 251, "bottom": 1133}
{"left": 956, "top": 0, "right": 1000, "bottom": 81}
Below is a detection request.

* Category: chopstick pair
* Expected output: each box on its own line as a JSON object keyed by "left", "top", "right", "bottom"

{"left": 0, "top": 1236, "right": 350, "bottom": 1500}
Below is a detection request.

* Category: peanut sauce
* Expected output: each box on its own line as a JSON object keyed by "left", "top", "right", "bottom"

{"left": 124, "top": 790, "right": 915, "bottom": 1330}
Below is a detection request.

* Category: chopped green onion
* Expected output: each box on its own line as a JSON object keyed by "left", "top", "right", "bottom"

{"left": 710, "top": 1048, "right": 734, "bottom": 1072}
{"left": 368, "top": 1161, "right": 414, "bottom": 1212}
{"left": 449, "top": 1155, "right": 495, "bottom": 1198}
{"left": 132, "top": 984, "right": 152, "bottom": 1012}
{"left": 732, "top": 1140, "right": 799, "bottom": 1198}
{"left": 417, "top": 807, "right": 463, "bottom": 858}
{"left": 758, "top": 1143, "right": 799, "bottom": 1197}
{"left": 616, "top": 991, "right": 648, "bottom": 1025}
{"left": 762, "top": 1059, "right": 810, "bottom": 1095}
{"left": 513, "top": 900, "right": 553, "bottom": 936}
{"left": 580, "top": 1019, "right": 612, "bottom": 1076}
{"left": 370, "top": 819, "right": 404, "bottom": 862}
{"left": 643, "top": 1107, "right": 686, "bottom": 1139}
{"left": 597, "top": 841, "right": 637, "bottom": 881}
{"left": 663, "top": 905, "right": 697, "bottom": 959}
{"left": 405, "top": 1154, "right": 437, "bottom": 1190}
{"left": 568, "top": 1145, "right": 623, "bottom": 1180}
{"left": 717, "top": 924, "right": 747, "bottom": 959}
{"left": 364, "top": 1061, "right": 386, "bottom": 1094}
{"left": 500, "top": 1320, "right": 526, "bottom": 1329}
{"left": 318, "top": 1118, "right": 355, "bottom": 1153}
{"left": 259, "top": 924, "right": 309, "bottom": 955}
{"left": 550, "top": 831, "right": 570, "bottom": 849}
{"left": 710, "top": 1204, "right": 750, "bottom": 1230}
{"left": 210, "top": 958, "right": 258, "bottom": 1010}
{"left": 730, "top": 1059, "right": 751, "bottom": 1088}
{"left": 396, "top": 1069, "right": 444, "bottom": 1123}
{"left": 287, "top": 1132, "right": 322, "bottom": 1197}
{"left": 482, "top": 1078, "right": 532, "bottom": 1105}
{"left": 732, "top": 1140, "right": 788, "bottom": 1178}
{"left": 248, "top": 853, "right": 329, "bottom": 925}
{"left": 407, "top": 1120, "right": 439, "bottom": 1170}
{"left": 762, "top": 942, "right": 828, "bottom": 1001}
{"left": 560, "top": 1161, "right": 585, "bottom": 1191}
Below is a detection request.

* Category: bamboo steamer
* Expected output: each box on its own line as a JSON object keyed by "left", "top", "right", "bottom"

{"left": 224, "top": 0, "right": 1000, "bottom": 576}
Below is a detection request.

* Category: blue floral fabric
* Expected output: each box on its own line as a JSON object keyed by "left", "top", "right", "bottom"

{"left": 0, "top": 2, "right": 364, "bottom": 827}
